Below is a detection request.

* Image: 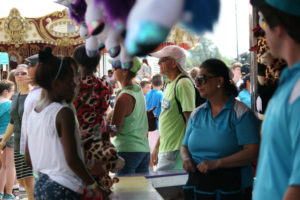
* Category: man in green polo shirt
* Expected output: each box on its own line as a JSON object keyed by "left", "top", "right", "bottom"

{"left": 151, "top": 45, "right": 195, "bottom": 170}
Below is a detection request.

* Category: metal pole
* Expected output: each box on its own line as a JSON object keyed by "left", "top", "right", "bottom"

{"left": 250, "top": 5, "right": 259, "bottom": 112}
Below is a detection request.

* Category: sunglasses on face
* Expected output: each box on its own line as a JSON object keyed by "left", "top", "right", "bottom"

{"left": 158, "top": 57, "right": 173, "bottom": 64}
{"left": 196, "top": 74, "right": 218, "bottom": 86}
{"left": 14, "top": 72, "right": 27, "bottom": 76}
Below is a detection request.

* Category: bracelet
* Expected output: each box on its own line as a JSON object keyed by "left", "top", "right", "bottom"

{"left": 86, "top": 181, "right": 98, "bottom": 190}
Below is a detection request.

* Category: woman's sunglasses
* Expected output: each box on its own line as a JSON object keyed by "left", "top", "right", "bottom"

{"left": 14, "top": 72, "right": 27, "bottom": 76}
{"left": 112, "top": 60, "right": 122, "bottom": 70}
{"left": 196, "top": 74, "right": 218, "bottom": 86}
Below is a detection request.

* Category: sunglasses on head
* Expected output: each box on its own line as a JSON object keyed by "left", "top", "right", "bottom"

{"left": 196, "top": 74, "right": 218, "bottom": 86}
{"left": 14, "top": 72, "right": 27, "bottom": 76}
{"left": 112, "top": 60, "right": 122, "bottom": 70}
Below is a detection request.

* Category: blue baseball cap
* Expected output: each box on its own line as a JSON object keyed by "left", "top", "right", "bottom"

{"left": 251, "top": 0, "right": 300, "bottom": 17}
{"left": 25, "top": 54, "right": 39, "bottom": 67}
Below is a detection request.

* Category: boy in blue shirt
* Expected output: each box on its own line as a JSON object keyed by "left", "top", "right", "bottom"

{"left": 146, "top": 74, "right": 163, "bottom": 167}
{"left": 251, "top": 0, "right": 300, "bottom": 199}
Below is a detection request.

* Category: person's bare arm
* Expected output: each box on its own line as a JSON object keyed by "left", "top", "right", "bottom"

{"left": 183, "top": 112, "right": 192, "bottom": 128}
{"left": 180, "top": 146, "right": 195, "bottom": 172}
{"left": 57, "top": 107, "right": 95, "bottom": 185}
{"left": 197, "top": 143, "right": 259, "bottom": 173}
{"left": 110, "top": 93, "right": 135, "bottom": 136}
{"left": 25, "top": 137, "right": 32, "bottom": 168}
{"left": 152, "top": 137, "right": 160, "bottom": 165}
{"left": 0, "top": 123, "right": 13, "bottom": 150}
{"left": 283, "top": 186, "right": 300, "bottom": 200}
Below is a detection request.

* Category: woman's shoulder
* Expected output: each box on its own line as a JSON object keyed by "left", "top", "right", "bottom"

{"left": 190, "top": 102, "right": 207, "bottom": 120}
{"left": 0, "top": 100, "right": 11, "bottom": 111}
{"left": 233, "top": 99, "right": 251, "bottom": 119}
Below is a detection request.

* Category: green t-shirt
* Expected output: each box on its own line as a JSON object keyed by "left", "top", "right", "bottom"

{"left": 112, "top": 85, "right": 150, "bottom": 152}
{"left": 159, "top": 74, "right": 195, "bottom": 153}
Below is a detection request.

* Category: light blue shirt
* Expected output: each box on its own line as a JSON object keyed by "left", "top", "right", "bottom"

{"left": 238, "top": 89, "right": 251, "bottom": 108}
{"left": 146, "top": 89, "right": 163, "bottom": 129}
{"left": 253, "top": 62, "right": 300, "bottom": 200}
{"left": 0, "top": 101, "right": 11, "bottom": 135}
{"left": 182, "top": 95, "right": 260, "bottom": 188}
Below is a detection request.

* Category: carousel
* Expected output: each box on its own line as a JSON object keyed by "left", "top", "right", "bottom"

{"left": 0, "top": 7, "right": 84, "bottom": 71}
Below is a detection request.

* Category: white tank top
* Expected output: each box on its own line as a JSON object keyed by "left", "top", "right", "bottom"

{"left": 27, "top": 102, "right": 84, "bottom": 193}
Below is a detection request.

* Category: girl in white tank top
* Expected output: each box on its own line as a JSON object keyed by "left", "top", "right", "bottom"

{"left": 25, "top": 48, "right": 108, "bottom": 200}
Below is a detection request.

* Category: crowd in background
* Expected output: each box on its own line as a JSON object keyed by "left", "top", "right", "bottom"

{"left": 1, "top": 1, "right": 300, "bottom": 197}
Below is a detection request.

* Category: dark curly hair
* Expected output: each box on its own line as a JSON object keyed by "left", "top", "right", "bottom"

{"left": 73, "top": 45, "right": 100, "bottom": 74}
{"left": 35, "top": 47, "right": 74, "bottom": 91}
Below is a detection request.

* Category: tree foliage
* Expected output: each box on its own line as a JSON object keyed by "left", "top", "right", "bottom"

{"left": 186, "top": 37, "right": 234, "bottom": 69}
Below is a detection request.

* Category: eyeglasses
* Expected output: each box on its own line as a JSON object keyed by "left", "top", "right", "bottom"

{"left": 28, "top": 62, "right": 36, "bottom": 67}
{"left": 14, "top": 72, "right": 27, "bottom": 76}
{"left": 195, "top": 74, "right": 219, "bottom": 86}
{"left": 158, "top": 57, "right": 173, "bottom": 64}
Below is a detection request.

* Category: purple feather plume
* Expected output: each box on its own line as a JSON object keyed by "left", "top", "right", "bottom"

{"left": 69, "top": 0, "right": 87, "bottom": 24}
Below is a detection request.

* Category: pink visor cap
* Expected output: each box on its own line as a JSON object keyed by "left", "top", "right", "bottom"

{"left": 151, "top": 45, "right": 189, "bottom": 77}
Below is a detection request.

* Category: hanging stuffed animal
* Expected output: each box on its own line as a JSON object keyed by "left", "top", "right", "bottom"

{"left": 79, "top": 24, "right": 105, "bottom": 57}
{"left": 125, "top": 0, "right": 220, "bottom": 56}
{"left": 180, "top": 0, "right": 220, "bottom": 33}
{"left": 250, "top": 26, "right": 286, "bottom": 85}
{"left": 94, "top": 0, "right": 135, "bottom": 36}
{"left": 83, "top": 128, "right": 125, "bottom": 194}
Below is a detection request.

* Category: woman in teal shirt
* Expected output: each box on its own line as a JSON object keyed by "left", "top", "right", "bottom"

{"left": 181, "top": 59, "right": 260, "bottom": 200}
{"left": 0, "top": 80, "right": 15, "bottom": 199}
{"left": 110, "top": 58, "right": 150, "bottom": 175}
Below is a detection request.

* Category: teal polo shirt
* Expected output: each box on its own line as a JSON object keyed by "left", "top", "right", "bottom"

{"left": 253, "top": 61, "right": 300, "bottom": 200}
{"left": 183, "top": 95, "right": 260, "bottom": 188}
{"left": 238, "top": 89, "right": 251, "bottom": 108}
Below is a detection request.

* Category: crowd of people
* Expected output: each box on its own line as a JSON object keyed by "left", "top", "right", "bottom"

{"left": 0, "top": 0, "right": 300, "bottom": 199}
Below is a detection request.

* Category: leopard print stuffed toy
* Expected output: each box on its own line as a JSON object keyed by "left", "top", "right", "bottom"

{"left": 251, "top": 26, "right": 286, "bottom": 85}
{"left": 83, "top": 129, "right": 125, "bottom": 194}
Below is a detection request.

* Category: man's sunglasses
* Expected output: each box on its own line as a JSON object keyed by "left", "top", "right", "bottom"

{"left": 14, "top": 72, "right": 27, "bottom": 76}
{"left": 158, "top": 57, "right": 173, "bottom": 64}
{"left": 195, "top": 74, "right": 218, "bottom": 86}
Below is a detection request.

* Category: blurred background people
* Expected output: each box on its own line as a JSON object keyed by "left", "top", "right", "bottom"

{"left": 238, "top": 74, "right": 251, "bottom": 108}
{"left": 0, "top": 64, "right": 34, "bottom": 200}
{"left": 0, "top": 80, "right": 15, "bottom": 200}
{"left": 189, "top": 67, "right": 200, "bottom": 82}
{"left": 137, "top": 58, "right": 152, "bottom": 82}
{"left": 231, "top": 62, "right": 243, "bottom": 88}
{"left": 145, "top": 74, "right": 163, "bottom": 168}
{"left": 140, "top": 80, "right": 152, "bottom": 96}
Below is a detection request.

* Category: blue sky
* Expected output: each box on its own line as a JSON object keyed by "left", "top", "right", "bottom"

{"left": 0, "top": 0, "right": 251, "bottom": 59}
